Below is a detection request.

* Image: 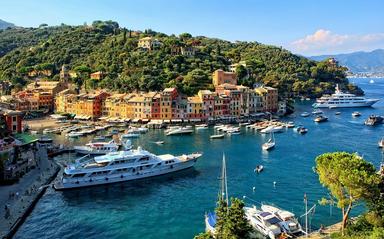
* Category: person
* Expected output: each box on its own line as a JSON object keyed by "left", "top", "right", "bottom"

{"left": 319, "top": 224, "right": 325, "bottom": 234}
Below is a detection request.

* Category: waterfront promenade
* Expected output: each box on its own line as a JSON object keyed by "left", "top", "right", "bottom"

{"left": 0, "top": 147, "right": 59, "bottom": 239}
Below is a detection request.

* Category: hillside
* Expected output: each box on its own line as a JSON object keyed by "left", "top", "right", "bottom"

{"left": 0, "top": 20, "right": 361, "bottom": 97}
{"left": 0, "top": 19, "right": 14, "bottom": 30}
{"left": 310, "top": 49, "right": 384, "bottom": 73}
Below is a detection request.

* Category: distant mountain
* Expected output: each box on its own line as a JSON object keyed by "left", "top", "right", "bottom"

{"left": 310, "top": 49, "right": 384, "bottom": 73}
{"left": 0, "top": 19, "right": 15, "bottom": 30}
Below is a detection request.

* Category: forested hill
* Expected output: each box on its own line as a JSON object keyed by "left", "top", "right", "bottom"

{"left": 0, "top": 20, "right": 362, "bottom": 97}
{"left": 0, "top": 19, "right": 14, "bottom": 30}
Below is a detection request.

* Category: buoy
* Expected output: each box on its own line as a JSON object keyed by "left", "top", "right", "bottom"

{"left": 273, "top": 181, "right": 276, "bottom": 187}
{"left": 252, "top": 187, "right": 256, "bottom": 192}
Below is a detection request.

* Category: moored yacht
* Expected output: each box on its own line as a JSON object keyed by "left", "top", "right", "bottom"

{"left": 73, "top": 140, "right": 123, "bottom": 155}
{"left": 245, "top": 206, "right": 283, "bottom": 239}
{"left": 165, "top": 126, "right": 194, "bottom": 136}
{"left": 54, "top": 147, "right": 202, "bottom": 190}
{"left": 261, "top": 204, "right": 305, "bottom": 236}
{"left": 313, "top": 84, "right": 379, "bottom": 108}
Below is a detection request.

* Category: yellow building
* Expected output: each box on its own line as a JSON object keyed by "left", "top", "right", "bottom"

{"left": 103, "top": 94, "right": 127, "bottom": 118}
{"left": 187, "top": 96, "right": 203, "bottom": 119}
{"left": 255, "top": 86, "right": 278, "bottom": 113}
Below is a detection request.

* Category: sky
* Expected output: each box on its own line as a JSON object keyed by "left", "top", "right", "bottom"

{"left": 1, "top": 0, "right": 383, "bottom": 56}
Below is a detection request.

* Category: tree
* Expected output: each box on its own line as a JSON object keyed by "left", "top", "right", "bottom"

{"left": 214, "top": 198, "right": 253, "bottom": 239}
{"left": 315, "top": 152, "right": 381, "bottom": 235}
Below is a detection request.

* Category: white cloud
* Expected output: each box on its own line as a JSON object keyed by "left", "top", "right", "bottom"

{"left": 289, "top": 29, "right": 384, "bottom": 56}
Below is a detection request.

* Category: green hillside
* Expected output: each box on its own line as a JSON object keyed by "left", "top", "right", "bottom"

{"left": 0, "top": 20, "right": 362, "bottom": 97}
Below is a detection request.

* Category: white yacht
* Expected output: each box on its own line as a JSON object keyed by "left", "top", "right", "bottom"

{"left": 165, "top": 126, "right": 193, "bottom": 136}
{"left": 73, "top": 140, "right": 124, "bottom": 155}
{"left": 261, "top": 204, "right": 305, "bottom": 236}
{"left": 195, "top": 124, "right": 208, "bottom": 130}
{"left": 54, "top": 147, "right": 202, "bottom": 190}
{"left": 260, "top": 125, "right": 284, "bottom": 134}
{"left": 245, "top": 206, "right": 283, "bottom": 239}
{"left": 313, "top": 84, "right": 379, "bottom": 108}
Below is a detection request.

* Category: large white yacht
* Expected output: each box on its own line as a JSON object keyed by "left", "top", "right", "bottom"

{"left": 313, "top": 84, "right": 379, "bottom": 108}
{"left": 54, "top": 147, "right": 202, "bottom": 190}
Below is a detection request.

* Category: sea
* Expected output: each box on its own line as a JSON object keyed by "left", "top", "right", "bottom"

{"left": 14, "top": 78, "right": 384, "bottom": 239}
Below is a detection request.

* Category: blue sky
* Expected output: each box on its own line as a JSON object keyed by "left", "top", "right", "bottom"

{"left": 1, "top": 0, "right": 383, "bottom": 56}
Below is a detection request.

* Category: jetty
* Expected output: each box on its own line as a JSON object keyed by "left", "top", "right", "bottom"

{"left": 298, "top": 222, "right": 342, "bottom": 239}
{"left": 0, "top": 147, "right": 60, "bottom": 239}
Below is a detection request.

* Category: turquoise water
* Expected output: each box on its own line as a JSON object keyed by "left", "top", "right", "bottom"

{"left": 15, "top": 78, "right": 384, "bottom": 239}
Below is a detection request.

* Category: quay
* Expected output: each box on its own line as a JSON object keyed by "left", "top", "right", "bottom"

{"left": 298, "top": 222, "right": 342, "bottom": 239}
{"left": 0, "top": 147, "right": 60, "bottom": 239}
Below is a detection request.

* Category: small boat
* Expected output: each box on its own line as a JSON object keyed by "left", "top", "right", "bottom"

{"left": 335, "top": 112, "right": 341, "bottom": 115}
{"left": 239, "top": 122, "right": 251, "bottom": 127}
{"left": 352, "top": 111, "right": 361, "bottom": 117}
{"left": 378, "top": 138, "right": 384, "bottom": 148}
{"left": 154, "top": 141, "right": 164, "bottom": 145}
{"left": 137, "top": 127, "right": 149, "bottom": 133}
{"left": 93, "top": 136, "right": 106, "bottom": 141}
{"left": 66, "top": 132, "right": 83, "bottom": 138}
{"left": 365, "top": 115, "right": 384, "bottom": 126}
{"left": 121, "top": 133, "right": 140, "bottom": 139}
{"left": 314, "top": 115, "right": 328, "bottom": 123}
{"left": 312, "top": 109, "right": 323, "bottom": 115}
{"left": 285, "top": 122, "right": 295, "bottom": 128}
{"left": 262, "top": 133, "right": 275, "bottom": 151}
{"left": 254, "top": 165, "right": 264, "bottom": 173}
{"left": 195, "top": 124, "right": 208, "bottom": 130}
{"left": 294, "top": 126, "right": 308, "bottom": 134}
{"left": 210, "top": 134, "right": 225, "bottom": 139}
{"left": 370, "top": 79, "right": 375, "bottom": 84}
{"left": 166, "top": 127, "right": 193, "bottom": 136}
{"left": 260, "top": 125, "right": 284, "bottom": 134}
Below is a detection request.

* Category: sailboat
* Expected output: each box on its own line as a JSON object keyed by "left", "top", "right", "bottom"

{"left": 205, "top": 154, "right": 229, "bottom": 235}
{"left": 262, "top": 133, "right": 275, "bottom": 150}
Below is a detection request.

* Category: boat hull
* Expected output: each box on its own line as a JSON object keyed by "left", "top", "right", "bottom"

{"left": 54, "top": 159, "right": 197, "bottom": 190}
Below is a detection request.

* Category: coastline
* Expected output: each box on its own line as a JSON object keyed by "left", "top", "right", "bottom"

{"left": 0, "top": 147, "right": 60, "bottom": 239}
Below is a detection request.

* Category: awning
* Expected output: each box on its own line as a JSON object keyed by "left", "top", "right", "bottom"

{"left": 189, "top": 119, "right": 202, "bottom": 122}
{"left": 132, "top": 118, "right": 140, "bottom": 123}
{"left": 142, "top": 119, "right": 149, "bottom": 123}
{"left": 50, "top": 114, "right": 66, "bottom": 119}
{"left": 14, "top": 133, "right": 38, "bottom": 146}
{"left": 150, "top": 119, "right": 163, "bottom": 124}
{"left": 163, "top": 119, "right": 171, "bottom": 123}
{"left": 171, "top": 119, "right": 182, "bottom": 123}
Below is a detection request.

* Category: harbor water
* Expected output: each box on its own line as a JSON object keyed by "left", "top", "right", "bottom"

{"left": 15, "top": 78, "right": 384, "bottom": 239}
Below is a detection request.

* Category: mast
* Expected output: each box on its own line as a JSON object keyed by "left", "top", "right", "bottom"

{"left": 304, "top": 193, "right": 308, "bottom": 237}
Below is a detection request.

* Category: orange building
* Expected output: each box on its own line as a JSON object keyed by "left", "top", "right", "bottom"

{"left": 212, "top": 69, "right": 237, "bottom": 86}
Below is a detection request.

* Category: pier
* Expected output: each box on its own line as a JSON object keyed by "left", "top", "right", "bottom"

{"left": 0, "top": 147, "right": 60, "bottom": 239}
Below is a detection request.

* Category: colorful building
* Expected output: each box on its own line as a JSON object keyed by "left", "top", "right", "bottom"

{"left": 187, "top": 96, "right": 203, "bottom": 120}
{"left": 0, "top": 108, "right": 23, "bottom": 133}
{"left": 255, "top": 86, "right": 278, "bottom": 113}
{"left": 212, "top": 69, "right": 237, "bottom": 86}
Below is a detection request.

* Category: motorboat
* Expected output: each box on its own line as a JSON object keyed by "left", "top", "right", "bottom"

{"left": 262, "top": 133, "right": 275, "bottom": 151}
{"left": 137, "top": 127, "right": 149, "bottom": 133}
{"left": 195, "top": 124, "right": 208, "bottom": 130}
{"left": 121, "top": 133, "right": 140, "bottom": 139}
{"left": 239, "top": 122, "right": 251, "bottom": 127}
{"left": 314, "top": 115, "right": 328, "bottom": 123}
{"left": 335, "top": 112, "right": 341, "bottom": 115}
{"left": 300, "top": 112, "right": 310, "bottom": 117}
{"left": 73, "top": 140, "right": 123, "bottom": 155}
{"left": 166, "top": 127, "right": 193, "bottom": 136}
{"left": 66, "top": 132, "right": 83, "bottom": 138}
{"left": 260, "top": 126, "right": 284, "bottom": 134}
{"left": 261, "top": 204, "right": 305, "bottom": 236}
{"left": 365, "top": 115, "right": 384, "bottom": 126}
{"left": 312, "top": 109, "right": 323, "bottom": 115}
{"left": 378, "top": 138, "right": 384, "bottom": 148}
{"left": 313, "top": 84, "right": 379, "bottom": 108}
{"left": 210, "top": 134, "right": 225, "bottom": 139}
{"left": 245, "top": 206, "right": 283, "bottom": 239}
{"left": 254, "top": 165, "right": 264, "bottom": 173}
{"left": 154, "top": 141, "right": 164, "bottom": 145}
{"left": 352, "top": 111, "right": 361, "bottom": 117}
{"left": 285, "top": 122, "right": 295, "bottom": 128}
{"left": 54, "top": 147, "right": 202, "bottom": 190}
{"left": 294, "top": 126, "right": 308, "bottom": 134}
